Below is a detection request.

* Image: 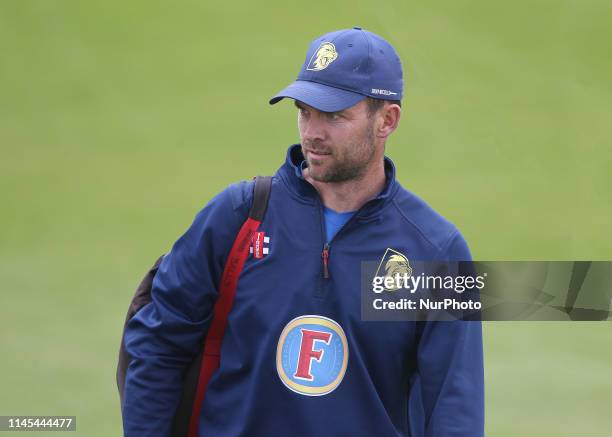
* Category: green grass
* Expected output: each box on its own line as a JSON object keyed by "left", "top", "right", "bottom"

{"left": 1, "top": 1, "right": 611, "bottom": 435}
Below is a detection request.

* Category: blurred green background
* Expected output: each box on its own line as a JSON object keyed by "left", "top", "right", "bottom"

{"left": 1, "top": 0, "right": 611, "bottom": 435}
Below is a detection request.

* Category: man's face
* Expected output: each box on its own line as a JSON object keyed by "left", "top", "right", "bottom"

{"left": 296, "top": 99, "right": 378, "bottom": 183}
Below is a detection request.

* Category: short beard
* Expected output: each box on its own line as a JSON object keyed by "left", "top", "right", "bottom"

{"left": 305, "top": 124, "right": 377, "bottom": 183}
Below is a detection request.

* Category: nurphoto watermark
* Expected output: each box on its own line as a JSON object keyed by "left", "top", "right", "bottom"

{"left": 361, "top": 255, "right": 612, "bottom": 321}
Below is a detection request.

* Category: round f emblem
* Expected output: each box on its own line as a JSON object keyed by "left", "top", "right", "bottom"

{"left": 276, "top": 315, "right": 349, "bottom": 396}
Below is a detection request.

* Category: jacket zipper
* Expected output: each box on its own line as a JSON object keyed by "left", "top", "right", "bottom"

{"left": 319, "top": 204, "right": 364, "bottom": 280}
{"left": 322, "top": 243, "right": 330, "bottom": 279}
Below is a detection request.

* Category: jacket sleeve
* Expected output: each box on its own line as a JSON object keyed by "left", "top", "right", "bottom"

{"left": 416, "top": 231, "right": 485, "bottom": 437}
{"left": 122, "top": 182, "right": 252, "bottom": 436}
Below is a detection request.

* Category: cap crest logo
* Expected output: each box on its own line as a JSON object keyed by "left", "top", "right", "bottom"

{"left": 306, "top": 42, "right": 338, "bottom": 71}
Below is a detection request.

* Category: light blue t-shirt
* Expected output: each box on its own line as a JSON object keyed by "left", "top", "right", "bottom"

{"left": 298, "top": 161, "right": 356, "bottom": 242}
{"left": 323, "top": 206, "right": 355, "bottom": 243}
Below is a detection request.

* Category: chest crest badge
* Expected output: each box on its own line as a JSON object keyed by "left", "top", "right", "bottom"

{"left": 375, "top": 248, "right": 412, "bottom": 291}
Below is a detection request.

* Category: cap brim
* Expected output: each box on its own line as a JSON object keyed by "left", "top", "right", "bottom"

{"left": 269, "top": 80, "right": 366, "bottom": 112}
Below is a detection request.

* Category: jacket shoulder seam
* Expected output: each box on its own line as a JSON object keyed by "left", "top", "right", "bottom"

{"left": 391, "top": 198, "right": 457, "bottom": 254}
{"left": 436, "top": 228, "right": 460, "bottom": 259}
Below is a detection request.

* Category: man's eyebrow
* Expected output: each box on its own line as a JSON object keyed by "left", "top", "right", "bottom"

{"left": 293, "top": 100, "right": 346, "bottom": 115}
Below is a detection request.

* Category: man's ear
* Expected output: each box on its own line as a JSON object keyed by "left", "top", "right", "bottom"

{"left": 376, "top": 104, "right": 401, "bottom": 139}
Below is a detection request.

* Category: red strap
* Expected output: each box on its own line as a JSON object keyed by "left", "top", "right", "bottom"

{"left": 188, "top": 217, "right": 261, "bottom": 437}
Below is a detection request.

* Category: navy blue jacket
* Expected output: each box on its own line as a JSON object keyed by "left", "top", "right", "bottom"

{"left": 123, "top": 144, "right": 484, "bottom": 436}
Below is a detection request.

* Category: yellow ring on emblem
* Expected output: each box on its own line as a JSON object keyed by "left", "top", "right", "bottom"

{"left": 276, "top": 315, "right": 349, "bottom": 396}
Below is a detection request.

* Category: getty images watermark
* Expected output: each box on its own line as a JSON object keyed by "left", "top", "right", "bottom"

{"left": 360, "top": 250, "right": 484, "bottom": 321}
{"left": 361, "top": 250, "right": 612, "bottom": 321}
{"left": 371, "top": 271, "right": 485, "bottom": 312}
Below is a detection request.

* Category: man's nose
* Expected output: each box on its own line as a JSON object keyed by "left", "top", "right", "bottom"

{"left": 301, "top": 114, "right": 326, "bottom": 142}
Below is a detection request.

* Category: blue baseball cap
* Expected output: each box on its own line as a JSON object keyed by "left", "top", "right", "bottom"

{"left": 269, "top": 27, "right": 403, "bottom": 112}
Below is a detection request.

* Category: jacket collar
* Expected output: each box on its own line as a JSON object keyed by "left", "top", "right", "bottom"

{"left": 276, "top": 144, "right": 399, "bottom": 217}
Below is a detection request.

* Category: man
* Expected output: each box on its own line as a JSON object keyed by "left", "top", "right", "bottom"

{"left": 123, "top": 27, "right": 484, "bottom": 436}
